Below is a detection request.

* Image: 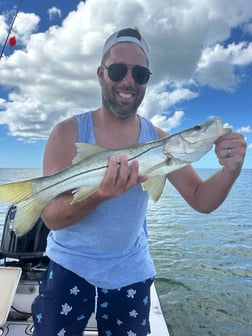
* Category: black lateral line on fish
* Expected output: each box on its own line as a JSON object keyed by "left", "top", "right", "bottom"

{"left": 30, "top": 142, "right": 164, "bottom": 198}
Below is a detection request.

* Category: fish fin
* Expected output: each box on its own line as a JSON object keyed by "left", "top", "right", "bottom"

{"left": 73, "top": 143, "right": 107, "bottom": 163}
{"left": 0, "top": 179, "right": 35, "bottom": 203}
{"left": 12, "top": 199, "right": 46, "bottom": 237}
{"left": 0, "top": 179, "right": 46, "bottom": 236}
{"left": 141, "top": 175, "right": 166, "bottom": 201}
{"left": 144, "top": 161, "right": 167, "bottom": 174}
{"left": 71, "top": 187, "right": 98, "bottom": 204}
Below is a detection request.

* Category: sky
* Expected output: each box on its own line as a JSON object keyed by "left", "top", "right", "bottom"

{"left": 0, "top": 0, "right": 251, "bottom": 169}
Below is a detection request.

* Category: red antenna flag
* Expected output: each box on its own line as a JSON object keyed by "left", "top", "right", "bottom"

{"left": 0, "top": 0, "right": 23, "bottom": 59}
{"left": 9, "top": 36, "right": 17, "bottom": 47}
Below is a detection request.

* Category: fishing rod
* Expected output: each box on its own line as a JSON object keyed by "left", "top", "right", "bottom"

{"left": 0, "top": 0, "right": 24, "bottom": 60}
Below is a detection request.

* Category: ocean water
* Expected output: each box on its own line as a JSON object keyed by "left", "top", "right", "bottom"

{"left": 0, "top": 168, "right": 251, "bottom": 336}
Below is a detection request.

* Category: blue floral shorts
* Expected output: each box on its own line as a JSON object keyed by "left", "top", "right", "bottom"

{"left": 32, "top": 260, "right": 154, "bottom": 336}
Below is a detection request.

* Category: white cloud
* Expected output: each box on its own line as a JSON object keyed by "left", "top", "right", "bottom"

{"left": 150, "top": 110, "right": 185, "bottom": 131}
{"left": 197, "top": 42, "right": 252, "bottom": 90}
{"left": 48, "top": 7, "right": 62, "bottom": 21}
{"left": 0, "top": 15, "right": 8, "bottom": 44}
{"left": 0, "top": 98, "right": 6, "bottom": 108}
{"left": 238, "top": 125, "right": 252, "bottom": 133}
{"left": 0, "top": 0, "right": 251, "bottom": 140}
{"left": 139, "top": 82, "right": 198, "bottom": 122}
{"left": 13, "top": 12, "right": 40, "bottom": 44}
{"left": 0, "top": 11, "right": 40, "bottom": 50}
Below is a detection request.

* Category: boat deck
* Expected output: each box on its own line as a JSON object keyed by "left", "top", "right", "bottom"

{"left": 0, "top": 266, "right": 170, "bottom": 335}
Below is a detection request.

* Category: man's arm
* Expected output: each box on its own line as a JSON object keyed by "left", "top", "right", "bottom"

{"left": 156, "top": 127, "right": 247, "bottom": 213}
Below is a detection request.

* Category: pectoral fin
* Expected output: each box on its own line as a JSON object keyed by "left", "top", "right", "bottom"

{"left": 144, "top": 161, "right": 167, "bottom": 174}
{"left": 141, "top": 175, "right": 166, "bottom": 201}
{"left": 71, "top": 186, "right": 98, "bottom": 204}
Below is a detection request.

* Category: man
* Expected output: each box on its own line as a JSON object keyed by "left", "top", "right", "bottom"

{"left": 32, "top": 28, "right": 246, "bottom": 336}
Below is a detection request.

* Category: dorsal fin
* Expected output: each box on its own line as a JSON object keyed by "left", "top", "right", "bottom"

{"left": 73, "top": 143, "right": 107, "bottom": 164}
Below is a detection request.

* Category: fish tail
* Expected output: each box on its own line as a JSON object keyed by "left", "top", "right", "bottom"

{"left": 0, "top": 179, "right": 34, "bottom": 203}
{"left": 0, "top": 180, "right": 46, "bottom": 236}
{"left": 12, "top": 198, "right": 46, "bottom": 236}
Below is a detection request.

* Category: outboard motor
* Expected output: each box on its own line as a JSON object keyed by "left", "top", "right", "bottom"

{"left": 0, "top": 205, "right": 49, "bottom": 260}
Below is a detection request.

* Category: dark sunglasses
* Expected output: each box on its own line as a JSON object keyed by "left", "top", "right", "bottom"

{"left": 101, "top": 63, "right": 152, "bottom": 84}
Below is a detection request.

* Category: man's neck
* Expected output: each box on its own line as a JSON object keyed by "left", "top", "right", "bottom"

{"left": 92, "top": 108, "right": 140, "bottom": 148}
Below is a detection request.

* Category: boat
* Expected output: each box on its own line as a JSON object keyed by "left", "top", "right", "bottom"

{"left": 0, "top": 205, "right": 170, "bottom": 335}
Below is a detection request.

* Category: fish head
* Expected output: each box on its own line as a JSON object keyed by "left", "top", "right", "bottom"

{"left": 163, "top": 118, "right": 231, "bottom": 162}
{"left": 177, "top": 117, "right": 231, "bottom": 144}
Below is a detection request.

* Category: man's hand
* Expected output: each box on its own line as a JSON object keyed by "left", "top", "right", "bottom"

{"left": 94, "top": 154, "right": 148, "bottom": 200}
{"left": 215, "top": 132, "right": 247, "bottom": 176}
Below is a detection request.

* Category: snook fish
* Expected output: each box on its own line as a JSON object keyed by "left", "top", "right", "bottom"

{"left": 0, "top": 117, "right": 230, "bottom": 236}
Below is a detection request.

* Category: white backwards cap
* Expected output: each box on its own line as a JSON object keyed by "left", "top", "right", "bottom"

{"left": 102, "top": 28, "right": 149, "bottom": 60}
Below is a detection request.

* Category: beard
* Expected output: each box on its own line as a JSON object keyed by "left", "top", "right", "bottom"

{"left": 101, "top": 83, "right": 145, "bottom": 120}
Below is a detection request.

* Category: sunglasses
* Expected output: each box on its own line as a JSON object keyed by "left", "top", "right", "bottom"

{"left": 101, "top": 63, "right": 152, "bottom": 84}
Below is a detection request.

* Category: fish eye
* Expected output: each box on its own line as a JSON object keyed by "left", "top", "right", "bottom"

{"left": 166, "top": 155, "right": 172, "bottom": 165}
{"left": 194, "top": 125, "right": 202, "bottom": 130}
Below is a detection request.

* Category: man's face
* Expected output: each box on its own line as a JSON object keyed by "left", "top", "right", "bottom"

{"left": 99, "top": 43, "right": 149, "bottom": 120}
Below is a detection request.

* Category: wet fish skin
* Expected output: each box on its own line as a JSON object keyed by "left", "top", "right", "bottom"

{"left": 0, "top": 117, "right": 230, "bottom": 236}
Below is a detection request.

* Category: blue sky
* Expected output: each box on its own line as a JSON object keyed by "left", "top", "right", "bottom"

{"left": 0, "top": 0, "right": 251, "bottom": 169}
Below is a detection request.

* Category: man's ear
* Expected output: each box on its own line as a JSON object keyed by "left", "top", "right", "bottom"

{"left": 97, "top": 65, "right": 104, "bottom": 84}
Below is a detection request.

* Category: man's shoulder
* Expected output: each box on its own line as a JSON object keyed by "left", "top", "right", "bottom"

{"left": 138, "top": 115, "right": 167, "bottom": 140}
{"left": 55, "top": 117, "right": 77, "bottom": 132}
